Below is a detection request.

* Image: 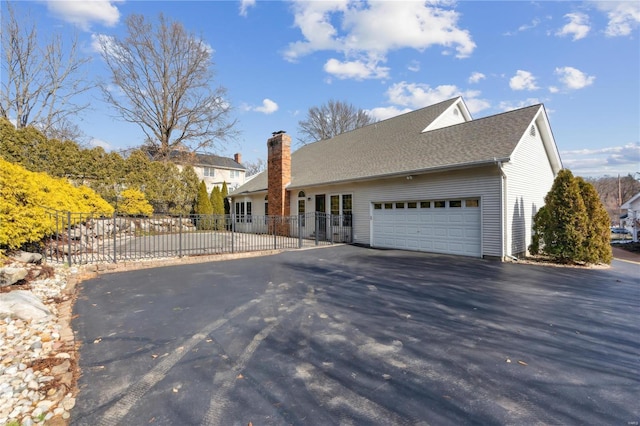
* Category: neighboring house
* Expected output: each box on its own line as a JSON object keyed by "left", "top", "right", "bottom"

{"left": 620, "top": 192, "right": 640, "bottom": 242}
{"left": 174, "top": 152, "right": 246, "bottom": 192}
{"left": 230, "top": 97, "right": 562, "bottom": 260}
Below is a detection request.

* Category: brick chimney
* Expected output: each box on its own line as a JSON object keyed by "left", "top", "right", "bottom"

{"left": 234, "top": 152, "right": 242, "bottom": 164}
{"left": 267, "top": 131, "right": 291, "bottom": 234}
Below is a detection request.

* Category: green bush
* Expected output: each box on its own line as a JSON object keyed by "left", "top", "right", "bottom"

{"left": 531, "top": 169, "right": 611, "bottom": 264}
{"left": 0, "top": 157, "right": 114, "bottom": 250}
{"left": 119, "top": 188, "right": 154, "bottom": 216}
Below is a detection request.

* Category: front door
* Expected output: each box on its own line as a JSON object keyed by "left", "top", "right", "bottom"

{"left": 315, "top": 194, "right": 326, "bottom": 240}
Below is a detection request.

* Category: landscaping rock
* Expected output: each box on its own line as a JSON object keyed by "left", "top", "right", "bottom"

{"left": 0, "top": 267, "right": 29, "bottom": 287}
{"left": 0, "top": 291, "right": 52, "bottom": 322}
{"left": 10, "top": 251, "right": 43, "bottom": 264}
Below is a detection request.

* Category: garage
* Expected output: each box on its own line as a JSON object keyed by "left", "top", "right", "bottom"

{"left": 371, "top": 199, "right": 481, "bottom": 257}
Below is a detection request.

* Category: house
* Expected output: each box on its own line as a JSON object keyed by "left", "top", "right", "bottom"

{"left": 230, "top": 97, "right": 562, "bottom": 260}
{"left": 173, "top": 152, "right": 246, "bottom": 192}
{"left": 620, "top": 192, "right": 640, "bottom": 242}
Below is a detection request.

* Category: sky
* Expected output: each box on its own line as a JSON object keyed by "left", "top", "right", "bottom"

{"left": 2, "top": 0, "right": 639, "bottom": 178}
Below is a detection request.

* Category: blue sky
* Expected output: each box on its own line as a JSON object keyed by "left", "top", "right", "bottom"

{"left": 3, "top": 0, "right": 639, "bottom": 178}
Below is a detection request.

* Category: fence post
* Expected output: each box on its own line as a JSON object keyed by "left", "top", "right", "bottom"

{"left": 330, "top": 214, "right": 334, "bottom": 244}
{"left": 298, "top": 214, "right": 302, "bottom": 249}
{"left": 315, "top": 213, "right": 319, "bottom": 246}
{"left": 273, "top": 217, "right": 277, "bottom": 250}
{"left": 113, "top": 211, "right": 117, "bottom": 263}
{"left": 66, "top": 211, "right": 72, "bottom": 267}
{"left": 55, "top": 210, "right": 60, "bottom": 263}
{"left": 179, "top": 215, "right": 183, "bottom": 258}
{"left": 231, "top": 214, "right": 235, "bottom": 254}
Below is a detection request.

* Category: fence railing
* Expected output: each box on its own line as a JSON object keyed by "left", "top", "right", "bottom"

{"left": 43, "top": 211, "right": 352, "bottom": 266}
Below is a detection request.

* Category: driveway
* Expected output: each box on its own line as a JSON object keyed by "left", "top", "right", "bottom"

{"left": 71, "top": 246, "right": 639, "bottom": 425}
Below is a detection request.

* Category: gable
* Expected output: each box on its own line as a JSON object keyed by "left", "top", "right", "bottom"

{"left": 231, "top": 99, "right": 559, "bottom": 196}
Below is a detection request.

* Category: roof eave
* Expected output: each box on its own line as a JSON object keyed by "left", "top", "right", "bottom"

{"left": 288, "top": 157, "right": 510, "bottom": 190}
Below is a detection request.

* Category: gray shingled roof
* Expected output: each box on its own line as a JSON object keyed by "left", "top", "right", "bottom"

{"left": 170, "top": 151, "right": 245, "bottom": 170}
{"left": 232, "top": 98, "right": 541, "bottom": 195}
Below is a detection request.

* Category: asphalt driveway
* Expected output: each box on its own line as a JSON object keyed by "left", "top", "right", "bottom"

{"left": 71, "top": 245, "right": 639, "bottom": 425}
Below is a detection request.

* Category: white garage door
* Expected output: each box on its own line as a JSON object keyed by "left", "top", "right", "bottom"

{"left": 371, "top": 199, "right": 481, "bottom": 257}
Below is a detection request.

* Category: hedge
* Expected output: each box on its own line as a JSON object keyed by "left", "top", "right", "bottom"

{"left": 0, "top": 157, "right": 114, "bottom": 250}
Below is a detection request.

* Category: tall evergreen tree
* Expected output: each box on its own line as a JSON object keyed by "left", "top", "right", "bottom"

{"left": 531, "top": 169, "right": 591, "bottom": 263}
{"left": 210, "top": 186, "right": 224, "bottom": 215}
{"left": 194, "top": 180, "right": 213, "bottom": 230}
{"left": 577, "top": 177, "right": 613, "bottom": 264}
{"left": 221, "top": 181, "right": 230, "bottom": 215}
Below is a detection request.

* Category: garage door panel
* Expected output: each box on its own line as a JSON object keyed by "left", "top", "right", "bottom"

{"left": 372, "top": 200, "right": 481, "bottom": 257}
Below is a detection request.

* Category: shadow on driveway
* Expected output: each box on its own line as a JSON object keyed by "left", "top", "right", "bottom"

{"left": 71, "top": 246, "right": 639, "bottom": 425}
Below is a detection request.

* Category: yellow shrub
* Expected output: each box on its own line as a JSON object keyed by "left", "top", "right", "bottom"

{"left": 0, "top": 157, "right": 114, "bottom": 249}
{"left": 119, "top": 188, "right": 154, "bottom": 217}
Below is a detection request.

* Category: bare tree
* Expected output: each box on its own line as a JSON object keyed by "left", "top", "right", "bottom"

{"left": 98, "top": 14, "right": 238, "bottom": 160}
{"left": 297, "top": 99, "right": 375, "bottom": 145}
{"left": 0, "top": 2, "right": 92, "bottom": 141}
{"left": 243, "top": 157, "right": 266, "bottom": 176}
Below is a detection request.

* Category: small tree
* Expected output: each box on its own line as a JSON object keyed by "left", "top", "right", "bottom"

{"left": 577, "top": 177, "right": 612, "bottom": 264}
{"left": 119, "top": 188, "right": 153, "bottom": 217}
{"left": 221, "top": 181, "right": 230, "bottom": 215}
{"left": 194, "top": 180, "right": 213, "bottom": 230}
{"left": 531, "top": 169, "right": 611, "bottom": 264}
{"left": 210, "top": 186, "right": 224, "bottom": 230}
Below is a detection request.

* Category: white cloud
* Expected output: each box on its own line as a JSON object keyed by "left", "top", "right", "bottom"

{"left": 251, "top": 99, "right": 279, "bottom": 114}
{"left": 509, "top": 70, "right": 539, "bottom": 91}
{"left": 555, "top": 66, "right": 595, "bottom": 90}
{"left": 556, "top": 12, "right": 591, "bottom": 40}
{"left": 407, "top": 60, "right": 420, "bottom": 72}
{"left": 90, "top": 138, "right": 112, "bottom": 150}
{"left": 594, "top": 1, "right": 640, "bottom": 37}
{"left": 379, "top": 81, "right": 490, "bottom": 115}
{"left": 284, "top": 1, "right": 475, "bottom": 80}
{"left": 561, "top": 142, "right": 640, "bottom": 177}
{"left": 548, "top": 86, "right": 560, "bottom": 94}
{"left": 367, "top": 106, "right": 413, "bottom": 122}
{"left": 498, "top": 98, "right": 543, "bottom": 112}
{"left": 323, "top": 57, "right": 389, "bottom": 80}
{"left": 468, "top": 72, "right": 486, "bottom": 84}
{"left": 45, "top": 0, "right": 122, "bottom": 31}
{"left": 239, "top": 0, "right": 256, "bottom": 17}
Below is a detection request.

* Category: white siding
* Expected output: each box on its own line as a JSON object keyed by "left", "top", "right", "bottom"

{"left": 502, "top": 121, "right": 556, "bottom": 257}
{"left": 424, "top": 103, "right": 468, "bottom": 132}
{"left": 289, "top": 167, "right": 503, "bottom": 258}
{"left": 177, "top": 164, "right": 246, "bottom": 193}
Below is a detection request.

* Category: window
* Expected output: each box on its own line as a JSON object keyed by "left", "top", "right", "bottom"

{"left": 420, "top": 201, "right": 431, "bottom": 208}
{"left": 342, "top": 194, "right": 352, "bottom": 227}
{"left": 298, "top": 191, "right": 306, "bottom": 198}
{"left": 384, "top": 203, "right": 393, "bottom": 209}
{"left": 396, "top": 202, "right": 405, "bottom": 209}
{"left": 203, "top": 167, "right": 215, "bottom": 177}
{"left": 229, "top": 170, "right": 240, "bottom": 179}
{"left": 434, "top": 201, "right": 446, "bottom": 208}
{"left": 235, "top": 201, "right": 251, "bottom": 222}
{"left": 466, "top": 199, "right": 480, "bottom": 208}
{"left": 374, "top": 203, "right": 382, "bottom": 210}
{"left": 331, "top": 195, "right": 340, "bottom": 225}
{"left": 450, "top": 200, "right": 462, "bottom": 208}
{"left": 408, "top": 202, "right": 417, "bottom": 208}
{"left": 235, "top": 202, "right": 244, "bottom": 222}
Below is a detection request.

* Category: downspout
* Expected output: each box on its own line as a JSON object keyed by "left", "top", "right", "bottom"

{"left": 496, "top": 160, "right": 517, "bottom": 262}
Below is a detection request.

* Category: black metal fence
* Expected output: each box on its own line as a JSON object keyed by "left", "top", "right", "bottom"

{"left": 43, "top": 211, "right": 352, "bottom": 266}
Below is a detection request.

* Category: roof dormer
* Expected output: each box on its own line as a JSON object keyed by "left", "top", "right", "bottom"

{"left": 422, "top": 97, "right": 472, "bottom": 133}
